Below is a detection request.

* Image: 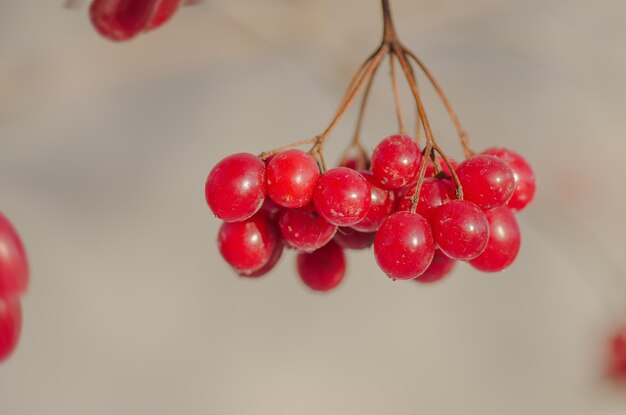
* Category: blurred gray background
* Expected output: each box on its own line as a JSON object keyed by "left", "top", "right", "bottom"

{"left": 1, "top": 0, "right": 626, "bottom": 414}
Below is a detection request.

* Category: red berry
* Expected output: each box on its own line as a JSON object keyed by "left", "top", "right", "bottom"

{"left": 425, "top": 156, "right": 458, "bottom": 178}
{"left": 351, "top": 171, "right": 395, "bottom": 232}
{"left": 374, "top": 212, "right": 435, "bottom": 280}
{"left": 415, "top": 250, "right": 456, "bottom": 283}
{"left": 258, "top": 197, "right": 282, "bottom": 221}
{"left": 205, "top": 153, "right": 266, "bottom": 222}
{"left": 218, "top": 214, "right": 278, "bottom": 274}
{"left": 371, "top": 134, "right": 422, "bottom": 189}
{"left": 0, "top": 213, "right": 29, "bottom": 297}
{"left": 432, "top": 200, "right": 489, "bottom": 261}
{"left": 482, "top": 148, "right": 536, "bottom": 211}
{"left": 297, "top": 241, "right": 345, "bottom": 292}
{"left": 313, "top": 168, "right": 371, "bottom": 226}
{"left": 469, "top": 207, "right": 521, "bottom": 272}
{"left": 608, "top": 328, "right": 626, "bottom": 382}
{"left": 0, "top": 296, "right": 21, "bottom": 363}
{"left": 89, "top": 0, "right": 158, "bottom": 41}
{"left": 340, "top": 157, "right": 370, "bottom": 171}
{"left": 396, "top": 178, "right": 453, "bottom": 224}
{"left": 239, "top": 242, "right": 284, "bottom": 278}
{"left": 266, "top": 149, "right": 320, "bottom": 209}
{"left": 144, "top": 0, "right": 179, "bottom": 31}
{"left": 334, "top": 227, "right": 375, "bottom": 250}
{"left": 456, "top": 155, "right": 515, "bottom": 209}
{"left": 278, "top": 205, "right": 336, "bottom": 251}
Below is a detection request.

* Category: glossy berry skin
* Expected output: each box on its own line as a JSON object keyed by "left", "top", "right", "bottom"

{"left": 469, "top": 207, "right": 521, "bottom": 272}
{"left": 334, "top": 227, "right": 375, "bottom": 250}
{"left": 482, "top": 148, "right": 536, "bottom": 211}
{"left": 239, "top": 242, "right": 283, "bottom": 278}
{"left": 297, "top": 241, "right": 345, "bottom": 292}
{"left": 0, "top": 213, "right": 29, "bottom": 297}
{"left": 218, "top": 214, "right": 278, "bottom": 275}
{"left": 278, "top": 205, "right": 336, "bottom": 252}
{"left": 396, "top": 178, "right": 453, "bottom": 224}
{"left": 266, "top": 149, "right": 320, "bottom": 209}
{"left": 415, "top": 250, "right": 456, "bottom": 283}
{"left": 89, "top": 0, "right": 158, "bottom": 41}
{"left": 351, "top": 171, "right": 395, "bottom": 232}
{"left": 371, "top": 134, "right": 422, "bottom": 189}
{"left": 144, "top": 0, "right": 179, "bottom": 31}
{"left": 432, "top": 200, "right": 489, "bottom": 261}
{"left": 456, "top": 155, "right": 515, "bottom": 210}
{"left": 206, "top": 153, "right": 266, "bottom": 223}
{"left": 0, "top": 296, "right": 21, "bottom": 363}
{"left": 313, "top": 168, "right": 371, "bottom": 227}
{"left": 425, "top": 156, "right": 458, "bottom": 178}
{"left": 374, "top": 212, "right": 435, "bottom": 280}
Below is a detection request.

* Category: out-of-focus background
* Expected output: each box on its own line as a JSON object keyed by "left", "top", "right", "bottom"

{"left": 1, "top": 0, "right": 626, "bottom": 414}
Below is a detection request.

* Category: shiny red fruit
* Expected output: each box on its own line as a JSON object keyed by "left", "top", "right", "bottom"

{"left": 415, "top": 250, "right": 456, "bottom": 283}
{"left": 218, "top": 214, "right": 278, "bottom": 274}
{"left": 278, "top": 205, "right": 336, "bottom": 251}
{"left": 0, "top": 296, "right": 21, "bottom": 363}
{"left": 371, "top": 134, "right": 422, "bottom": 189}
{"left": 432, "top": 200, "right": 489, "bottom": 261}
{"left": 239, "top": 242, "right": 284, "bottom": 278}
{"left": 456, "top": 155, "right": 515, "bottom": 209}
{"left": 205, "top": 153, "right": 266, "bottom": 223}
{"left": 144, "top": 0, "right": 179, "bottom": 31}
{"left": 374, "top": 212, "right": 435, "bottom": 280}
{"left": 469, "top": 207, "right": 521, "bottom": 272}
{"left": 265, "top": 149, "right": 320, "bottom": 209}
{"left": 333, "top": 227, "right": 375, "bottom": 250}
{"left": 89, "top": 0, "right": 158, "bottom": 41}
{"left": 297, "top": 241, "right": 345, "bottom": 292}
{"left": 396, "top": 178, "right": 453, "bottom": 224}
{"left": 0, "top": 213, "right": 29, "bottom": 297}
{"left": 351, "top": 171, "right": 395, "bottom": 232}
{"left": 424, "top": 156, "right": 458, "bottom": 178}
{"left": 313, "top": 168, "right": 371, "bottom": 226}
{"left": 482, "top": 148, "right": 536, "bottom": 211}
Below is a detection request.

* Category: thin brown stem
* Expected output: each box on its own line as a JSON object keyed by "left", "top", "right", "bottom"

{"left": 259, "top": 137, "right": 318, "bottom": 160}
{"left": 352, "top": 55, "right": 382, "bottom": 143}
{"left": 389, "top": 53, "right": 406, "bottom": 134}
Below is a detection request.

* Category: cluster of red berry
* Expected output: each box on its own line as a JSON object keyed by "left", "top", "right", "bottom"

{"left": 0, "top": 214, "right": 29, "bottom": 363}
{"left": 205, "top": 135, "right": 534, "bottom": 291}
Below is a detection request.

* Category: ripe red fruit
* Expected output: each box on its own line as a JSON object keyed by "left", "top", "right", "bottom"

{"left": 0, "top": 213, "right": 29, "bottom": 297}
{"left": 469, "top": 207, "right": 521, "bottom": 272}
{"left": 482, "top": 148, "right": 536, "bottom": 211}
{"left": 432, "top": 200, "right": 489, "bottom": 261}
{"left": 89, "top": 0, "right": 158, "bottom": 41}
{"left": 351, "top": 171, "right": 395, "bottom": 232}
{"left": 456, "top": 155, "right": 515, "bottom": 209}
{"left": 0, "top": 296, "right": 21, "bottom": 363}
{"left": 374, "top": 211, "right": 435, "bottom": 280}
{"left": 265, "top": 149, "right": 320, "bottom": 209}
{"left": 371, "top": 134, "right": 422, "bottom": 189}
{"left": 218, "top": 214, "right": 278, "bottom": 274}
{"left": 334, "top": 227, "right": 375, "bottom": 250}
{"left": 278, "top": 205, "right": 336, "bottom": 251}
{"left": 297, "top": 241, "right": 346, "bottom": 292}
{"left": 239, "top": 242, "right": 284, "bottom": 278}
{"left": 396, "top": 178, "right": 453, "bottom": 224}
{"left": 415, "top": 250, "right": 456, "bottom": 283}
{"left": 424, "top": 156, "right": 458, "bottom": 178}
{"left": 205, "top": 153, "right": 266, "bottom": 223}
{"left": 144, "top": 0, "right": 179, "bottom": 31}
{"left": 313, "top": 168, "right": 371, "bottom": 226}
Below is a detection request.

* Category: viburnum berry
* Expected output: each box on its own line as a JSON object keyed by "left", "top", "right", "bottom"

{"left": 469, "top": 206, "right": 521, "bottom": 272}
{"left": 0, "top": 296, "right": 21, "bottom": 363}
{"left": 265, "top": 149, "right": 320, "bottom": 209}
{"left": 415, "top": 250, "right": 456, "bottom": 283}
{"left": 239, "top": 242, "right": 284, "bottom": 278}
{"left": 424, "top": 156, "right": 458, "bottom": 178}
{"left": 297, "top": 241, "right": 346, "bottom": 292}
{"left": 334, "top": 227, "right": 375, "bottom": 250}
{"left": 374, "top": 211, "right": 435, "bottom": 280}
{"left": 313, "top": 167, "right": 371, "bottom": 226}
{"left": 89, "top": 0, "right": 158, "bottom": 41}
{"left": 205, "top": 153, "right": 266, "bottom": 223}
{"left": 396, "top": 178, "right": 453, "bottom": 224}
{"left": 370, "top": 134, "right": 421, "bottom": 189}
{"left": 456, "top": 155, "right": 515, "bottom": 209}
{"left": 351, "top": 171, "right": 395, "bottom": 232}
{"left": 218, "top": 213, "right": 278, "bottom": 275}
{"left": 144, "top": 0, "right": 180, "bottom": 31}
{"left": 608, "top": 328, "right": 626, "bottom": 383}
{"left": 482, "top": 148, "right": 536, "bottom": 211}
{"left": 432, "top": 200, "right": 489, "bottom": 261}
{"left": 0, "top": 213, "right": 29, "bottom": 297}
{"left": 278, "top": 204, "right": 336, "bottom": 251}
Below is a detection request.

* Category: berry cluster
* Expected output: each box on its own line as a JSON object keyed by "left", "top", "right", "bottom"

{"left": 203, "top": 1, "right": 535, "bottom": 291}
{"left": 0, "top": 213, "right": 29, "bottom": 363}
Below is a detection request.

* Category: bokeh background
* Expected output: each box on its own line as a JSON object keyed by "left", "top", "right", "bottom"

{"left": 1, "top": 0, "right": 626, "bottom": 414}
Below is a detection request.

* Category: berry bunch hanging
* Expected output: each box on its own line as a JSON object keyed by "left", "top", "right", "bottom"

{"left": 0, "top": 213, "right": 29, "bottom": 363}
{"left": 204, "top": 0, "right": 536, "bottom": 292}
